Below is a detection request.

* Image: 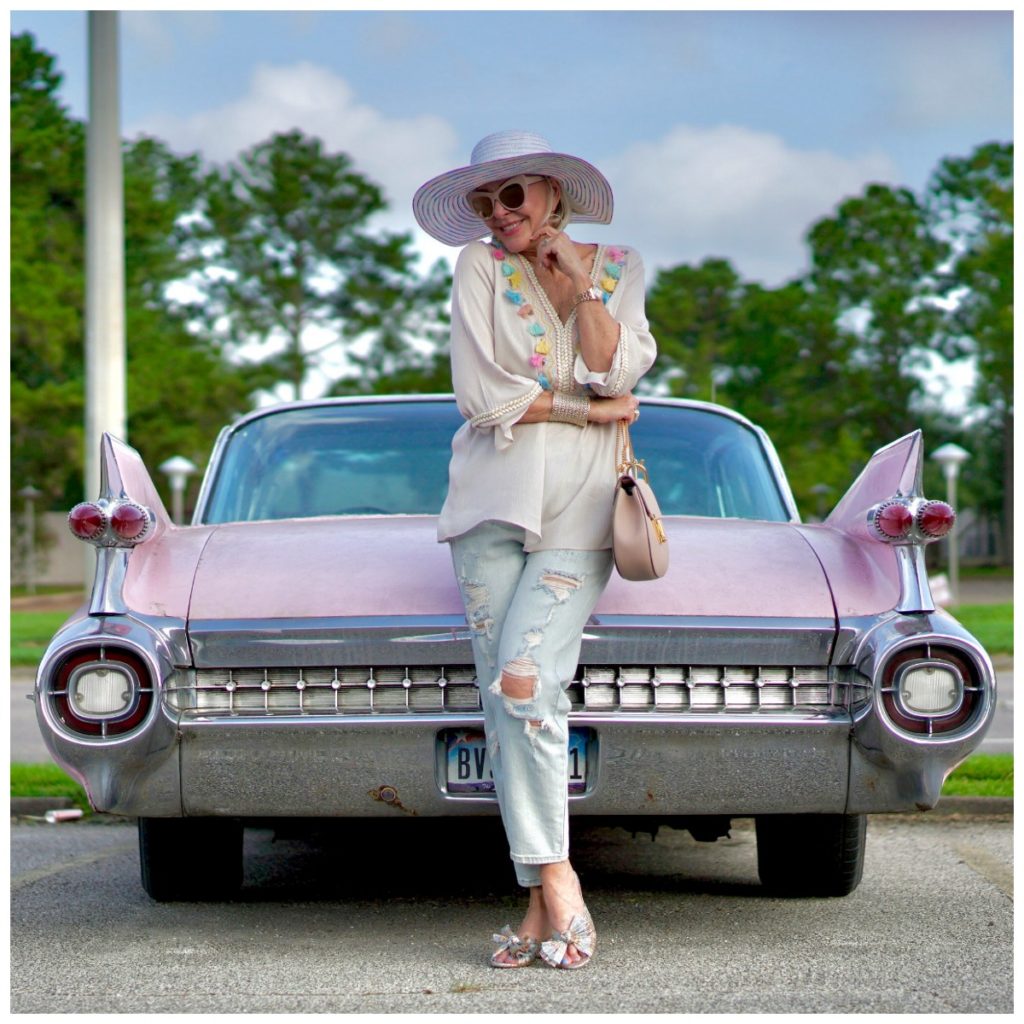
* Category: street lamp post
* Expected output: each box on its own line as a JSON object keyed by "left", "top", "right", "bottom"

{"left": 159, "top": 456, "right": 198, "bottom": 525}
{"left": 18, "top": 485, "right": 43, "bottom": 595}
{"left": 931, "top": 443, "right": 970, "bottom": 605}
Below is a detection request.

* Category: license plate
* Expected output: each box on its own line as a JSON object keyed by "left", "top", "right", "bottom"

{"left": 444, "top": 728, "right": 589, "bottom": 794}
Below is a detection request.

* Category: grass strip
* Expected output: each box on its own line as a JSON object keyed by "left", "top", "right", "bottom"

{"left": 10, "top": 762, "right": 91, "bottom": 813}
{"left": 10, "top": 610, "right": 70, "bottom": 667}
{"left": 942, "top": 753, "right": 1013, "bottom": 798}
{"left": 949, "top": 602, "right": 1013, "bottom": 656}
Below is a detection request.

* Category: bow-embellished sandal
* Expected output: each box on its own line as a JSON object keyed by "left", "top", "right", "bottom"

{"left": 539, "top": 908, "right": 597, "bottom": 970}
{"left": 490, "top": 925, "right": 541, "bottom": 968}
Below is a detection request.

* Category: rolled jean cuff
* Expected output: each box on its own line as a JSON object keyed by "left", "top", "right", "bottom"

{"left": 511, "top": 851, "right": 568, "bottom": 865}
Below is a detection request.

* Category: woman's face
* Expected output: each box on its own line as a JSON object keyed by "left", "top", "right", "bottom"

{"left": 475, "top": 176, "right": 560, "bottom": 252}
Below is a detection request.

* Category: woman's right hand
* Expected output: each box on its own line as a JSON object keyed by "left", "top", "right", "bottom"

{"left": 588, "top": 393, "right": 639, "bottom": 424}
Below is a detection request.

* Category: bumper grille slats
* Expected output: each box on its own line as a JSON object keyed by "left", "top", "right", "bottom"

{"left": 169, "top": 665, "right": 868, "bottom": 717}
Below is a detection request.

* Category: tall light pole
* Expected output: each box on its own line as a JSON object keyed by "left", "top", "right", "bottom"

{"left": 160, "top": 456, "right": 198, "bottom": 525}
{"left": 18, "top": 485, "right": 42, "bottom": 595}
{"left": 84, "top": 11, "right": 126, "bottom": 587}
{"left": 931, "top": 443, "right": 970, "bottom": 605}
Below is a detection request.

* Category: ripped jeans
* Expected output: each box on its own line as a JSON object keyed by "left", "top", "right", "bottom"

{"left": 450, "top": 520, "right": 614, "bottom": 888}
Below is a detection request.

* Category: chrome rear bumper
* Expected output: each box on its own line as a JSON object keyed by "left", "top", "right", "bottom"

{"left": 175, "top": 710, "right": 855, "bottom": 818}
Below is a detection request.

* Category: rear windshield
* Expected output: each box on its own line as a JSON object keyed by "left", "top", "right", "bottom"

{"left": 199, "top": 401, "right": 791, "bottom": 524}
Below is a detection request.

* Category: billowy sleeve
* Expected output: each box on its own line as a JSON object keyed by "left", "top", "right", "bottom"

{"left": 450, "top": 242, "right": 543, "bottom": 451}
{"left": 574, "top": 248, "right": 657, "bottom": 397}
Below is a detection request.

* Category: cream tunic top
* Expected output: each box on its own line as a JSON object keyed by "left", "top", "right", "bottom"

{"left": 437, "top": 238, "right": 658, "bottom": 551}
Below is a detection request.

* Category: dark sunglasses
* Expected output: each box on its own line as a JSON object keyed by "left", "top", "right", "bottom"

{"left": 468, "top": 175, "right": 546, "bottom": 219}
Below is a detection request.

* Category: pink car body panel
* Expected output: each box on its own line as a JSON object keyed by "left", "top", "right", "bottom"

{"left": 122, "top": 434, "right": 920, "bottom": 624}
{"left": 182, "top": 515, "right": 842, "bottom": 621}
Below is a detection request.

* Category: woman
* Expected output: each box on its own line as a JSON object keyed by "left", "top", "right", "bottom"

{"left": 413, "top": 130, "right": 657, "bottom": 969}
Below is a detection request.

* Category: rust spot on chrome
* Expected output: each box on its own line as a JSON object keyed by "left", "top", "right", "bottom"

{"left": 368, "top": 784, "right": 417, "bottom": 816}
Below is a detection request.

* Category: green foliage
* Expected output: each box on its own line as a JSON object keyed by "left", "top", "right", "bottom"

{"left": 948, "top": 602, "right": 1013, "bottom": 656}
{"left": 330, "top": 240, "right": 453, "bottom": 394}
{"left": 10, "top": 32, "right": 1012, "bottom": 552}
{"left": 10, "top": 763, "right": 91, "bottom": 812}
{"left": 807, "top": 184, "right": 950, "bottom": 446}
{"left": 941, "top": 754, "right": 1013, "bottom": 798}
{"left": 10, "top": 33, "right": 87, "bottom": 508}
{"left": 927, "top": 143, "right": 1013, "bottom": 561}
{"left": 10, "top": 33, "right": 261, "bottom": 512}
{"left": 646, "top": 258, "right": 743, "bottom": 401}
{"left": 649, "top": 150, "right": 1012, "bottom": 537}
{"left": 198, "top": 130, "right": 451, "bottom": 401}
{"left": 646, "top": 260, "right": 873, "bottom": 515}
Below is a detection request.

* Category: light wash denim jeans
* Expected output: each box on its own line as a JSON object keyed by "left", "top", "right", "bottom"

{"left": 449, "top": 520, "right": 614, "bottom": 888}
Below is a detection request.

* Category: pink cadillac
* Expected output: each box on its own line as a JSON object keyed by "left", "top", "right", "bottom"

{"left": 34, "top": 396, "right": 995, "bottom": 900}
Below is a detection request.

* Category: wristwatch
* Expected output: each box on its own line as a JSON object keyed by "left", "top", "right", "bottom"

{"left": 571, "top": 286, "right": 603, "bottom": 309}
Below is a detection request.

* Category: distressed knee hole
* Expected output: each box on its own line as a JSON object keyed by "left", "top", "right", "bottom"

{"left": 500, "top": 659, "right": 537, "bottom": 699}
{"left": 537, "top": 570, "right": 585, "bottom": 604}
{"left": 488, "top": 659, "right": 541, "bottom": 720}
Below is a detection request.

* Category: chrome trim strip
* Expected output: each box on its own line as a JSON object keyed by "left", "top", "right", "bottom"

{"left": 187, "top": 616, "right": 839, "bottom": 669}
{"left": 179, "top": 709, "right": 853, "bottom": 729}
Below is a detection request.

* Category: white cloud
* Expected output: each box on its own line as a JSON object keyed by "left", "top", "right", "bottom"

{"left": 131, "top": 61, "right": 460, "bottom": 219}
{"left": 599, "top": 124, "right": 896, "bottom": 285}
{"left": 132, "top": 66, "right": 902, "bottom": 288}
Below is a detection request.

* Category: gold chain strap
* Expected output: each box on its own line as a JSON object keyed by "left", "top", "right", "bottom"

{"left": 616, "top": 420, "right": 649, "bottom": 480}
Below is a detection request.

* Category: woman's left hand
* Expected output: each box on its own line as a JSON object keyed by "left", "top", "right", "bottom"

{"left": 533, "top": 228, "right": 589, "bottom": 287}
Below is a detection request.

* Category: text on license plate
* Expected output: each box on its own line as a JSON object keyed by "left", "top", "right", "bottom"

{"left": 444, "top": 728, "right": 589, "bottom": 794}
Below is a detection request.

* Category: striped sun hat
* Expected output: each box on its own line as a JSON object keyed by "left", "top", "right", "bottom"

{"left": 412, "top": 129, "right": 614, "bottom": 246}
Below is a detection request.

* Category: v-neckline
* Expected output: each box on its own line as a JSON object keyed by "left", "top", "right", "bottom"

{"left": 516, "top": 244, "right": 605, "bottom": 331}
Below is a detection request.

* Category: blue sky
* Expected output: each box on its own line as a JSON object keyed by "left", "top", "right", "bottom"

{"left": 11, "top": 7, "right": 1013, "bottom": 292}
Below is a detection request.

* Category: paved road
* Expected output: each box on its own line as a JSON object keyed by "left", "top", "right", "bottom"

{"left": 10, "top": 814, "right": 1012, "bottom": 1013}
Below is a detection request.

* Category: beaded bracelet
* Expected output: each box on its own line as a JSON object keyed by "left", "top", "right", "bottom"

{"left": 550, "top": 391, "right": 590, "bottom": 428}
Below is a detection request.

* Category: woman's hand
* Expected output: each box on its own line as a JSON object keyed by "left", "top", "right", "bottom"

{"left": 532, "top": 227, "right": 590, "bottom": 289}
{"left": 588, "top": 393, "right": 640, "bottom": 424}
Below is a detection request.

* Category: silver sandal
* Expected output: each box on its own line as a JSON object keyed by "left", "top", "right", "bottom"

{"left": 539, "top": 908, "right": 596, "bottom": 970}
{"left": 490, "top": 925, "right": 540, "bottom": 968}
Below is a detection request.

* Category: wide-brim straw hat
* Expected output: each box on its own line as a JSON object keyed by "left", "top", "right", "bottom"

{"left": 412, "top": 129, "right": 614, "bottom": 246}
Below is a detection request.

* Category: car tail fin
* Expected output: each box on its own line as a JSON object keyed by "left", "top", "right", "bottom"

{"left": 824, "top": 431, "right": 958, "bottom": 614}
{"left": 71, "top": 434, "right": 173, "bottom": 615}
{"left": 99, "top": 434, "right": 171, "bottom": 526}
{"left": 825, "top": 431, "right": 923, "bottom": 540}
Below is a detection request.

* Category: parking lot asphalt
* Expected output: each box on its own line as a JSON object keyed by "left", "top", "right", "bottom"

{"left": 9, "top": 814, "right": 1013, "bottom": 1013}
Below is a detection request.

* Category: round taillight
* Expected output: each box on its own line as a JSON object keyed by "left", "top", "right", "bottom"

{"left": 880, "top": 645, "right": 981, "bottom": 736}
{"left": 110, "top": 502, "right": 151, "bottom": 542}
{"left": 68, "top": 503, "right": 107, "bottom": 541}
{"left": 874, "top": 502, "right": 913, "bottom": 539}
{"left": 49, "top": 648, "right": 154, "bottom": 737}
{"left": 917, "top": 500, "right": 956, "bottom": 538}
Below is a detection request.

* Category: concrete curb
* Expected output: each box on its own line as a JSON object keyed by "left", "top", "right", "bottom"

{"left": 929, "top": 796, "right": 1013, "bottom": 816}
{"left": 10, "top": 796, "right": 77, "bottom": 816}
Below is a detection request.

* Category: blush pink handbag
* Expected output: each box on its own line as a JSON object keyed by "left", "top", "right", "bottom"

{"left": 612, "top": 420, "right": 669, "bottom": 581}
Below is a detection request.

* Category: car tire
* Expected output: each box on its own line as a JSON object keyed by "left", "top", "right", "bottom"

{"left": 138, "top": 817, "right": 244, "bottom": 901}
{"left": 755, "top": 813, "right": 867, "bottom": 897}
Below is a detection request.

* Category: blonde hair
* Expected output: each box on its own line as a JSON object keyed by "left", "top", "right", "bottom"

{"left": 545, "top": 178, "right": 574, "bottom": 232}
